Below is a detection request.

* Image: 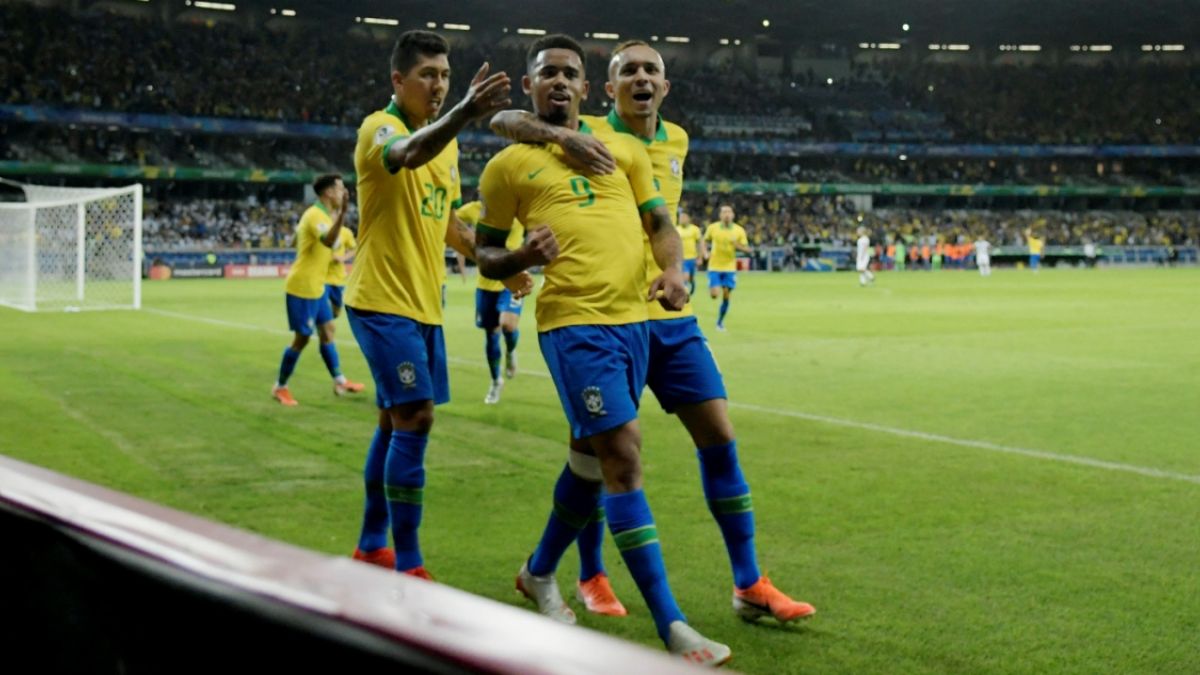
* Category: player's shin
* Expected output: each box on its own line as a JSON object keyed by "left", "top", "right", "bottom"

{"left": 384, "top": 429, "right": 429, "bottom": 571}
{"left": 529, "top": 461, "right": 602, "bottom": 575}
{"left": 358, "top": 427, "right": 391, "bottom": 551}
{"left": 697, "top": 441, "right": 760, "bottom": 590}
{"left": 607, "top": 489, "right": 687, "bottom": 643}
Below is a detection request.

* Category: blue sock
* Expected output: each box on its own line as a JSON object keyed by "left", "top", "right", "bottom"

{"left": 576, "top": 505, "right": 607, "bottom": 581}
{"left": 528, "top": 465, "right": 601, "bottom": 576}
{"left": 277, "top": 346, "right": 301, "bottom": 385}
{"left": 503, "top": 329, "right": 520, "bottom": 354}
{"left": 318, "top": 342, "right": 342, "bottom": 378}
{"left": 698, "top": 441, "right": 760, "bottom": 590}
{"left": 718, "top": 299, "right": 730, "bottom": 325}
{"left": 607, "top": 489, "right": 685, "bottom": 643}
{"left": 485, "top": 331, "right": 501, "bottom": 381}
{"left": 384, "top": 430, "right": 428, "bottom": 571}
{"left": 688, "top": 278, "right": 695, "bottom": 295}
{"left": 357, "top": 427, "right": 390, "bottom": 552}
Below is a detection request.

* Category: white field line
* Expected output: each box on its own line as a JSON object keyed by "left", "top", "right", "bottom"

{"left": 145, "top": 307, "right": 1200, "bottom": 486}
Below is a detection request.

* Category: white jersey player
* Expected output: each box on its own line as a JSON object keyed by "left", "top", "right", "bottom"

{"left": 855, "top": 228, "right": 875, "bottom": 286}
{"left": 974, "top": 238, "right": 992, "bottom": 277}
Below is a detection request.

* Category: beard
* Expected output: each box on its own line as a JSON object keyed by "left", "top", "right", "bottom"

{"left": 540, "top": 107, "right": 569, "bottom": 125}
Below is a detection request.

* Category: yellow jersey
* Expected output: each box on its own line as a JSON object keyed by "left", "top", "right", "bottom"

{"left": 705, "top": 222, "right": 748, "bottom": 272}
{"left": 583, "top": 111, "right": 691, "bottom": 320}
{"left": 457, "top": 200, "right": 524, "bottom": 293}
{"left": 1028, "top": 235, "right": 1045, "bottom": 255}
{"left": 477, "top": 120, "right": 663, "bottom": 332}
{"left": 677, "top": 223, "right": 702, "bottom": 260}
{"left": 345, "top": 99, "right": 462, "bottom": 325}
{"left": 326, "top": 226, "right": 356, "bottom": 286}
{"left": 285, "top": 202, "right": 335, "bottom": 299}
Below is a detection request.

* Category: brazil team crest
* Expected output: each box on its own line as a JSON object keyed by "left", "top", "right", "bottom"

{"left": 582, "top": 386, "right": 606, "bottom": 417}
{"left": 397, "top": 362, "right": 417, "bottom": 389}
{"left": 373, "top": 125, "right": 395, "bottom": 146}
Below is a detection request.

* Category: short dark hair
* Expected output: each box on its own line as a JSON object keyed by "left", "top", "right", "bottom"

{"left": 312, "top": 173, "right": 342, "bottom": 196}
{"left": 390, "top": 30, "right": 449, "bottom": 74}
{"left": 526, "top": 34, "right": 586, "bottom": 72}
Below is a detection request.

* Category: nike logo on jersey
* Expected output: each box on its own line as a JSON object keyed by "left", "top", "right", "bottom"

{"left": 527, "top": 167, "right": 546, "bottom": 180}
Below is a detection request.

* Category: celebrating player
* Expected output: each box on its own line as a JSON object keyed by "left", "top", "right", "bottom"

{"left": 326, "top": 219, "right": 356, "bottom": 318}
{"left": 272, "top": 174, "right": 365, "bottom": 406}
{"left": 478, "top": 34, "right": 730, "bottom": 666}
{"left": 344, "top": 30, "right": 526, "bottom": 576}
{"left": 493, "top": 39, "right": 815, "bottom": 636}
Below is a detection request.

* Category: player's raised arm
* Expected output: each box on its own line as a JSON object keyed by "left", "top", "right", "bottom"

{"left": 387, "top": 63, "right": 512, "bottom": 171}
{"left": 320, "top": 183, "right": 350, "bottom": 248}
{"left": 490, "top": 110, "right": 616, "bottom": 175}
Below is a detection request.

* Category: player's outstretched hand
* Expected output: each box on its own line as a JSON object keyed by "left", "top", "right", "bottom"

{"left": 503, "top": 271, "right": 535, "bottom": 299}
{"left": 648, "top": 268, "right": 688, "bottom": 311}
{"left": 461, "top": 63, "right": 512, "bottom": 121}
{"left": 559, "top": 132, "right": 616, "bottom": 175}
{"left": 521, "top": 226, "right": 559, "bottom": 266}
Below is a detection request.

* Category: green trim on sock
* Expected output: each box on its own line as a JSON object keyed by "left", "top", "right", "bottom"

{"left": 709, "top": 494, "right": 754, "bottom": 515}
{"left": 553, "top": 500, "right": 592, "bottom": 530}
{"left": 613, "top": 524, "right": 659, "bottom": 551}
{"left": 589, "top": 507, "right": 606, "bottom": 523}
{"left": 385, "top": 485, "right": 424, "bottom": 505}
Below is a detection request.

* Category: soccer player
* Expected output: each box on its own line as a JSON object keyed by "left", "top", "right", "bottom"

{"left": 326, "top": 220, "right": 357, "bottom": 318}
{"left": 856, "top": 226, "right": 876, "bottom": 286}
{"left": 345, "top": 30, "right": 523, "bottom": 576}
{"left": 1026, "top": 227, "right": 1045, "bottom": 272}
{"left": 974, "top": 235, "right": 992, "bottom": 277}
{"left": 704, "top": 205, "right": 751, "bottom": 331}
{"left": 477, "top": 35, "right": 729, "bottom": 665}
{"left": 492, "top": 39, "right": 815, "bottom": 635}
{"left": 677, "top": 210, "right": 704, "bottom": 295}
{"left": 272, "top": 174, "right": 365, "bottom": 406}
{"left": 457, "top": 200, "right": 525, "bottom": 404}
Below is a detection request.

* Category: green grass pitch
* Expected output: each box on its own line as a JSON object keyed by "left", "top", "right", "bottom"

{"left": 2, "top": 267, "right": 1198, "bottom": 674}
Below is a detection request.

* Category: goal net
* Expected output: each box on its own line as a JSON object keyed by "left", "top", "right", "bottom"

{"left": 0, "top": 180, "right": 142, "bottom": 312}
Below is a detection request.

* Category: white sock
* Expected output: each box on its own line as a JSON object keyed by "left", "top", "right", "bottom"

{"left": 335, "top": 374, "right": 347, "bottom": 385}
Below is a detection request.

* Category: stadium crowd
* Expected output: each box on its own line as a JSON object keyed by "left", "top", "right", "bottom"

{"left": 141, "top": 193, "right": 1199, "bottom": 253}
{"left": 4, "top": 2, "right": 1200, "bottom": 145}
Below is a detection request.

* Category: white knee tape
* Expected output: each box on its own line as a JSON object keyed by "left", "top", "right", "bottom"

{"left": 568, "top": 450, "right": 603, "bottom": 482}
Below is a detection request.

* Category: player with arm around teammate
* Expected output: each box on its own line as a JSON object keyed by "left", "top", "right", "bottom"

{"left": 478, "top": 35, "right": 731, "bottom": 666}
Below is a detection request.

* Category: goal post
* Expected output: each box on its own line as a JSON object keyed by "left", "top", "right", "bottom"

{"left": 0, "top": 180, "right": 142, "bottom": 312}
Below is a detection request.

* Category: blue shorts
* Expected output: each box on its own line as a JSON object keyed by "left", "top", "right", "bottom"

{"left": 646, "top": 316, "right": 727, "bottom": 412}
{"left": 286, "top": 291, "right": 333, "bottom": 336}
{"left": 347, "top": 307, "right": 450, "bottom": 408}
{"left": 708, "top": 270, "right": 737, "bottom": 290}
{"left": 325, "top": 284, "right": 345, "bottom": 311}
{"left": 475, "top": 288, "right": 524, "bottom": 329}
{"left": 682, "top": 258, "right": 698, "bottom": 275}
{"left": 539, "top": 323, "right": 649, "bottom": 439}
{"left": 1030, "top": 254, "right": 1041, "bottom": 269}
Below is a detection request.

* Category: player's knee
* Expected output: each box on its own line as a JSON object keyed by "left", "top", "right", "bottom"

{"left": 291, "top": 333, "right": 311, "bottom": 350}
{"left": 679, "top": 401, "right": 735, "bottom": 447}
{"left": 387, "top": 402, "right": 435, "bottom": 434}
{"left": 318, "top": 322, "right": 336, "bottom": 343}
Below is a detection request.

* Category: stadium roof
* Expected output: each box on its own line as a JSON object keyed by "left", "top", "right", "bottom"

{"left": 243, "top": 0, "right": 1200, "bottom": 46}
